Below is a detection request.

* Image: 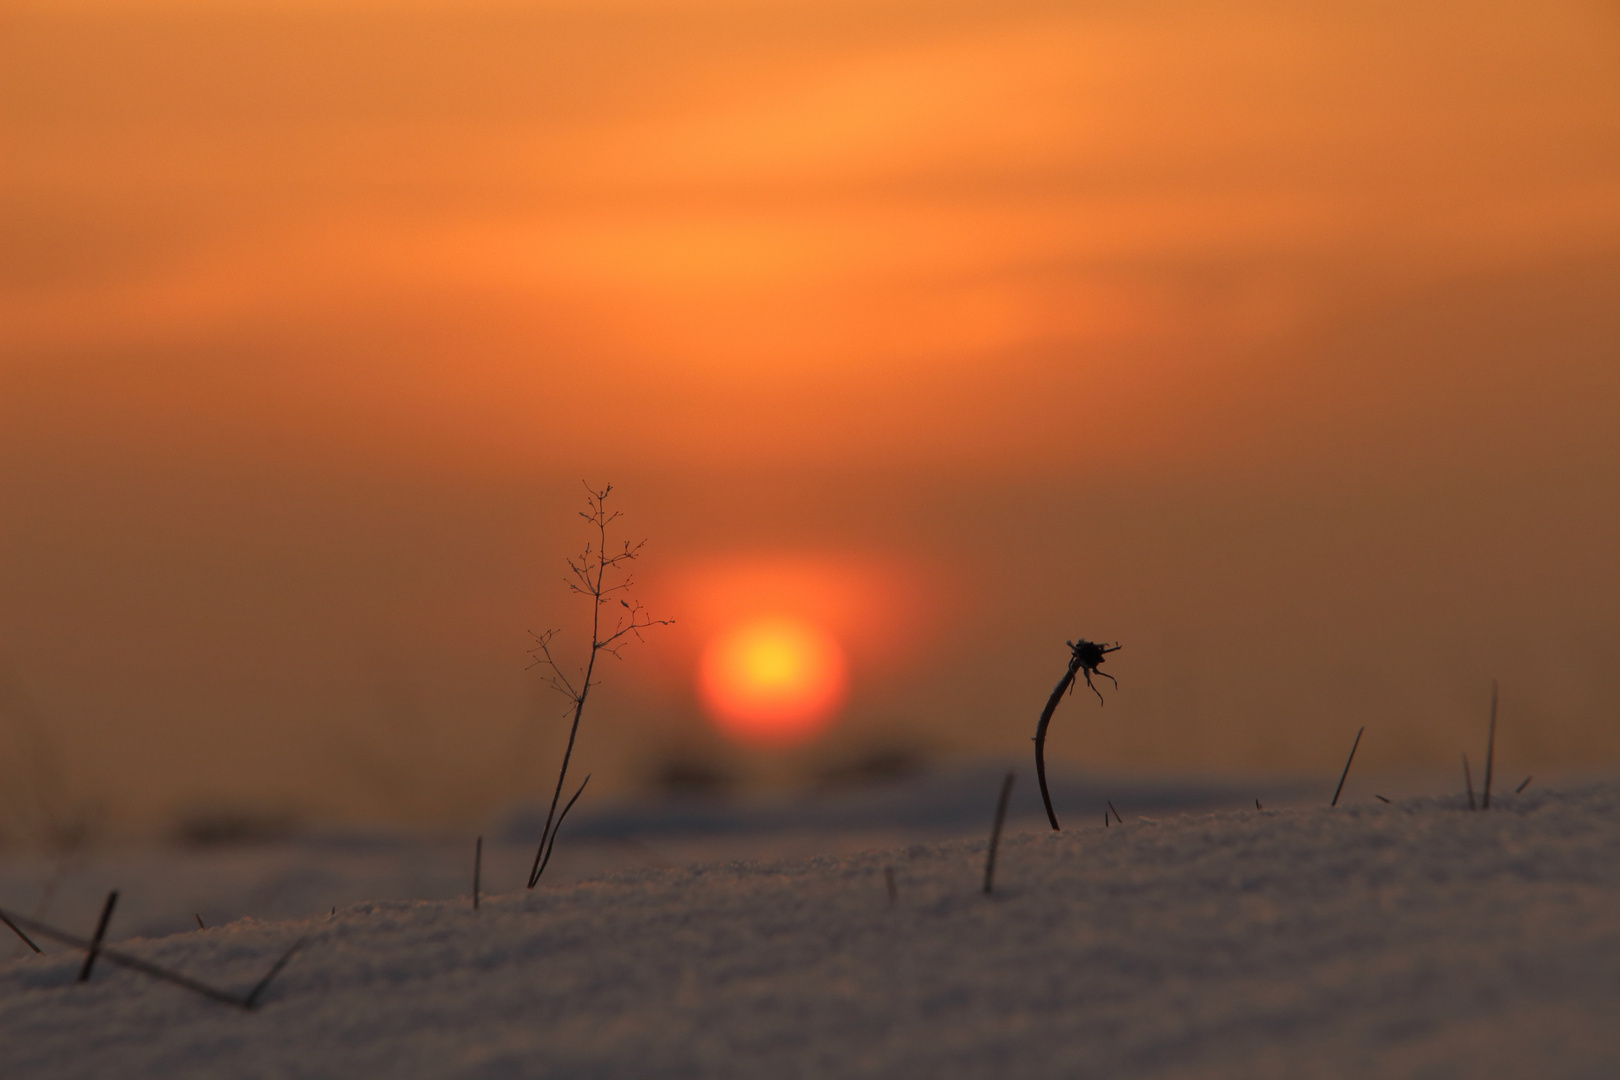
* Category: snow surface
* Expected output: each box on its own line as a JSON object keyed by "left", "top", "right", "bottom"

{"left": 2, "top": 781, "right": 1617, "bottom": 1079}
{"left": 0, "top": 762, "right": 1311, "bottom": 942}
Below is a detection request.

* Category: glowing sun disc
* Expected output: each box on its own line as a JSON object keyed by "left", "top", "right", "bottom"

{"left": 698, "top": 617, "right": 848, "bottom": 746}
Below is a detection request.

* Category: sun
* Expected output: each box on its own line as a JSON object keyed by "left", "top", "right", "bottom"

{"left": 698, "top": 616, "right": 848, "bottom": 746}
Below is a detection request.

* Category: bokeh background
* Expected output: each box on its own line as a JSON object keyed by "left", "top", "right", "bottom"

{"left": 3, "top": 0, "right": 1618, "bottom": 842}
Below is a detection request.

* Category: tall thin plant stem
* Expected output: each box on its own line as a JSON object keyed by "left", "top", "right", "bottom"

{"left": 983, "top": 771, "right": 1016, "bottom": 896}
{"left": 1330, "top": 727, "right": 1364, "bottom": 807}
{"left": 77, "top": 890, "right": 117, "bottom": 983}
{"left": 527, "top": 485, "right": 670, "bottom": 889}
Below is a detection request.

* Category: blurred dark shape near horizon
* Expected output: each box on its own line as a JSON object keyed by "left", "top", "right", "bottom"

{"left": 500, "top": 758, "right": 1322, "bottom": 846}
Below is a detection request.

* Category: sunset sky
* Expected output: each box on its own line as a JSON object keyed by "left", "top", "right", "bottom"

{"left": 2, "top": 0, "right": 1618, "bottom": 837}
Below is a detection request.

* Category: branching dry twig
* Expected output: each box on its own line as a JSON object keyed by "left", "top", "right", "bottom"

{"left": 526, "top": 485, "right": 670, "bottom": 889}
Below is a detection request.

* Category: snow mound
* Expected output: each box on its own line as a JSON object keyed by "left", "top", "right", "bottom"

{"left": 2, "top": 783, "right": 1617, "bottom": 1079}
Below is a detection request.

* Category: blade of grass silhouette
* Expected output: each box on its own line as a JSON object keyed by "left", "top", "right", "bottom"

{"left": 532, "top": 774, "right": 591, "bottom": 886}
{"left": 1, "top": 908, "right": 41, "bottom": 953}
{"left": 1107, "top": 800, "right": 1124, "bottom": 824}
{"left": 242, "top": 937, "right": 308, "bottom": 1009}
{"left": 1330, "top": 727, "right": 1364, "bottom": 807}
{"left": 983, "top": 771, "right": 1015, "bottom": 896}
{"left": 77, "top": 890, "right": 117, "bottom": 983}
{"left": 0, "top": 905, "right": 265, "bottom": 1008}
{"left": 1464, "top": 754, "right": 1476, "bottom": 811}
{"left": 1482, "top": 681, "right": 1498, "bottom": 810}
{"left": 473, "top": 836, "right": 482, "bottom": 910}
{"left": 1516, "top": 776, "right": 1532, "bottom": 794}
{"left": 195, "top": 914, "right": 206, "bottom": 930}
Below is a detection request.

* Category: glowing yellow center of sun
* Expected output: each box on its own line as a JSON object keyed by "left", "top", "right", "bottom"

{"left": 698, "top": 617, "right": 848, "bottom": 746}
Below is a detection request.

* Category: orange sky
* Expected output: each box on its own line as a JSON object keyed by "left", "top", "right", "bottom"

{"left": 2, "top": 0, "right": 1618, "bottom": 837}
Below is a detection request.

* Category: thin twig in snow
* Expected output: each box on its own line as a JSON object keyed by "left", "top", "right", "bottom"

{"left": 1, "top": 908, "right": 41, "bottom": 953}
{"left": 533, "top": 774, "right": 591, "bottom": 885}
{"left": 1, "top": 904, "right": 301, "bottom": 1010}
{"left": 1330, "top": 727, "right": 1364, "bottom": 807}
{"left": 1107, "top": 800, "right": 1124, "bottom": 824}
{"left": 1464, "top": 754, "right": 1477, "bottom": 811}
{"left": 1516, "top": 776, "right": 1532, "bottom": 794}
{"left": 983, "top": 771, "right": 1016, "bottom": 896}
{"left": 473, "top": 836, "right": 482, "bottom": 910}
{"left": 77, "top": 890, "right": 117, "bottom": 983}
{"left": 242, "top": 938, "right": 308, "bottom": 1009}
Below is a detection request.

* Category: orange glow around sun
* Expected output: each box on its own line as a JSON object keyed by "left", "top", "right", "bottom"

{"left": 698, "top": 617, "right": 849, "bottom": 747}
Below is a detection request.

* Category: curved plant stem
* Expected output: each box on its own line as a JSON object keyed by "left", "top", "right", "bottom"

{"left": 1034, "top": 639, "right": 1120, "bottom": 831}
{"left": 1034, "top": 651, "right": 1085, "bottom": 832}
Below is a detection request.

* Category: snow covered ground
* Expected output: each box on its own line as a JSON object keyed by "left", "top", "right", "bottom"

{"left": 0, "top": 762, "right": 1314, "bottom": 941}
{"left": 2, "top": 778, "right": 1616, "bottom": 1079}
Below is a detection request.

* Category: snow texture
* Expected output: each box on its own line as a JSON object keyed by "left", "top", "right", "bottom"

{"left": 0, "top": 761, "right": 1310, "bottom": 942}
{"left": 2, "top": 782, "right": 1617, "bottom": 1079}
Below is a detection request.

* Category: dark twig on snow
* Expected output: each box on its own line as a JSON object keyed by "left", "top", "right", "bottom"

{"left": 1330, "top": 727, "right": 1364, "bottom": 807}
{"left": 0, "top": 904, "right": 303, "bottom": 1009}
{"left": 1464, "top": 754, "right": 1477, "bottom": 811}
{"left": 1515, "top": 776, "right": 1532, "bottom": 794}
{"left": 242, "top": 937, "right": 308, "bottom": 1009}
{"left": 1482, "top": 681, "right": 1498, "bottom": 810}
{"left": 195, "top": 914, "right": 206, "bottom": 930}
{"left": 1, "top": 908, "right": 41, "bottom": 953}
{"left": 473, "top": 836, "right": 482, "bottom": 910}
{"left": 77, "top": 890, "right": 117, "bottom": 983}
{"left": 983, "top": 771, "right": 1016, "bottom": 896}
{"left": 1375, "top": 795, "right": 1391, "bottom": 803}
{"left": 884, "top": 866, "right": 897, "bottom": 905}
{"left": 1107, "top": 800, "right": 1124, "bottom": 825}
{"left": 1255, "top": 799, "right": 1262, "bottom": 811}
{"left": 1033, "top": 638, "right": 1120, "bottom": 831}
{"left": 533, "top": 775, "right": 591, "bottom": 885}
{"left": 526, "top": 485, "right": 670, "bottom": 889}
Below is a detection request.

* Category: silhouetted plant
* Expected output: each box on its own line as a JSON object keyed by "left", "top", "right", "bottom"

{"left": 1033, "top": 638, "right": 1120, "bottom": 832}
{"left": 1330, "top": 726, "right": 1364, "bottom": 807}
{"left": 526, "top": 484, "right": 671, "bottom": 888}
